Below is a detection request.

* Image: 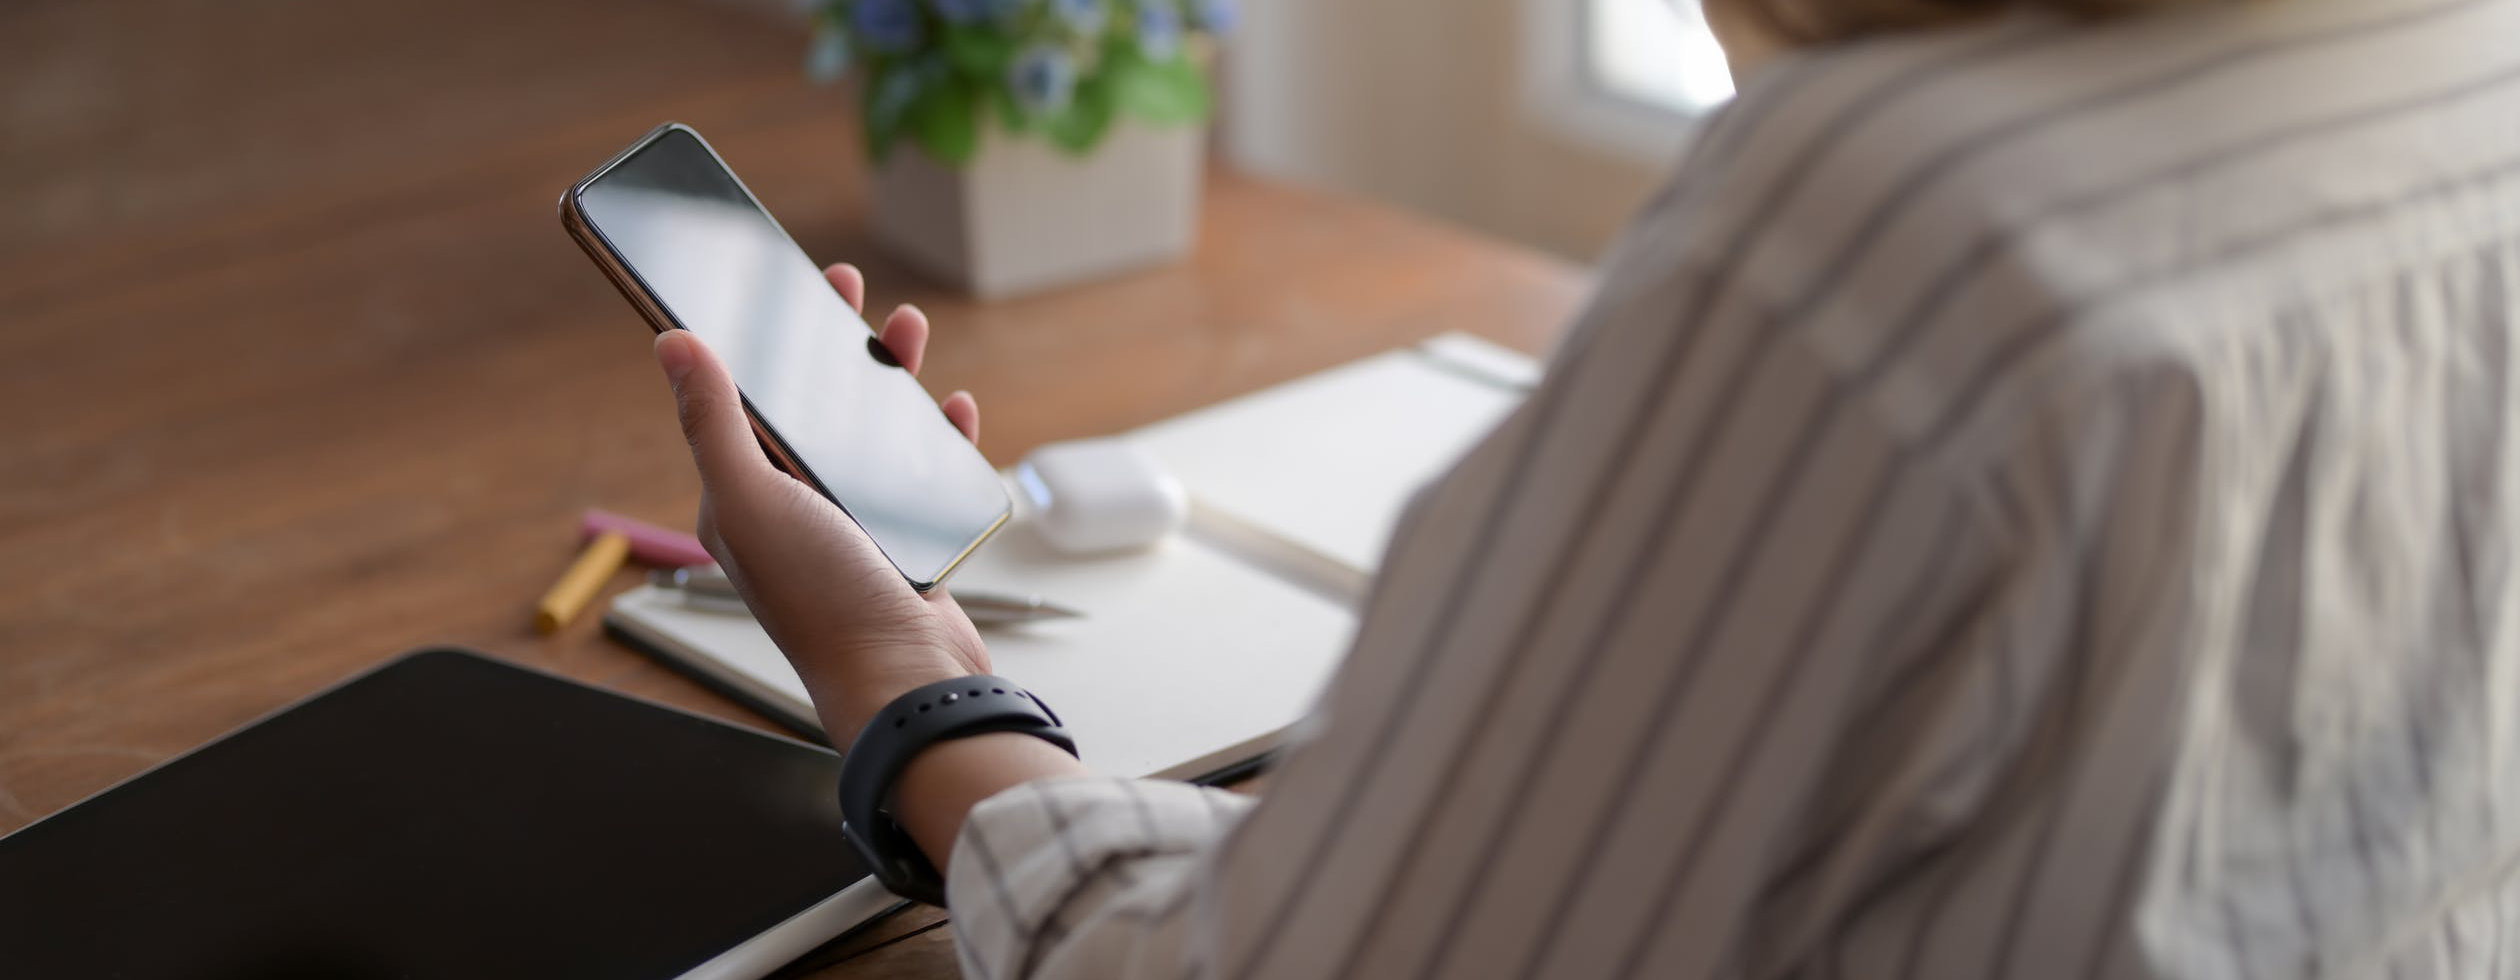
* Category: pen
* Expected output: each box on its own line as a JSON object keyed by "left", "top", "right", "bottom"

{"left": 651, "top": 565, "right": 1084, "bottom": 626}
{"left": 581, "top": 508, "right": 717, "bottom": 567}
{"left": 538, "top": 531, "right": 632, "bottom": 634}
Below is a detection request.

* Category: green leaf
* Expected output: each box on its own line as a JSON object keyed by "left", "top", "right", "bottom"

{"left": 1042, "top": 68, "right": 1116, "bottom": 154}
{"left": 943, "top": 25, "right": 1017, "bottom": 77}
{"left": 1111, "top": 54, "right": 1209, "bottom": 125}
{"left": 990, "top": 83, "right": 1033, "bottom": 134}
{"left": 906, "top": 73, "right": 983, "bottom": 165}
{"left": 862, "top": 60, "right": 921, "bottom": 162}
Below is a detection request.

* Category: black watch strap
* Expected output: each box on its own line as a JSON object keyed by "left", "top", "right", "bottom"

{"left": 837, "top": 675, "right": 1076, "bottom": 906}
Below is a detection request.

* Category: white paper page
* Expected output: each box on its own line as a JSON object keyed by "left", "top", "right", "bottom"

{"left": 611, "top": 521, "right": 1355, "bottom": 779}
{"left": 949, "top": 524, "right": 1354, "bottom": 776}
{"left": 609, "top": 334, "right": 1538, "bottom": 781}
{"left": 1419, "top": 332, "right": 1546, "bottom": 390}
{"left": 1129, "top": 342, "right": 1528, "bottom": 574}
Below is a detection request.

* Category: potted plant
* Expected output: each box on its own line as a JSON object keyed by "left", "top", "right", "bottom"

{"left": 809, "top": 0, "right": 1236, "bottom": 298}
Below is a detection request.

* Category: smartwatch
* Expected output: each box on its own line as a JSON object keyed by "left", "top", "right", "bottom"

{"left": 837, "top": 675, "right": 1077, "bottom": 906}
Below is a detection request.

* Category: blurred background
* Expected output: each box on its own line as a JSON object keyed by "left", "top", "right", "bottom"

{"left": 1222, "top": 0, "right": 1732, "bottom": 257}
{"left": 0, "top": 0, "right": 1719, "bottom": 870}
{"left": 1, "top": 0, "right": 1723, "bottom": 969}
{"left": 5, "top": 0, "right": 1732, "bottom": 266}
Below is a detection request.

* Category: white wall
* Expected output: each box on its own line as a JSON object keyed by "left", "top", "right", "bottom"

{"left": 1218, "top": 0, "right": 1700, "bottom": 260}
{"left": 711, "top": 0, "right": 1689, "bottom": 260}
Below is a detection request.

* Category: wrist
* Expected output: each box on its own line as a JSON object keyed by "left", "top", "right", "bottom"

{"left": 818, "top": 668, "right": 970, "bottom": 743}
{"left": 799, "top": 652, "right": 975, "bottom": 740}
{"left": 772, "top": 594, "right": 994, "bottom": 740}
{"left": 893, "top": 733, "right": 1090, "bottom": 858}
{"left": 834, "top": 676, "right": 1082, "bottom": 903}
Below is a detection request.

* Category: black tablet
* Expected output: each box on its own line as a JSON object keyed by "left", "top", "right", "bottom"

{"left": 0, "top": 648, "right": 900, "bottom": 979}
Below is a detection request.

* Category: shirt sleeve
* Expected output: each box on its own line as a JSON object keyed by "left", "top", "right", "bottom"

{"left": 938, "top": 302, "right": 2007, "bottom": 980}
{"left": 936, "top": 53, "right": 2027, "bottom": 978}
{"left": 945, "top": 775, "right": 1253, "bottom": 980}
{"left": 940, "top": 343, "right": 2003, "bottom": 980}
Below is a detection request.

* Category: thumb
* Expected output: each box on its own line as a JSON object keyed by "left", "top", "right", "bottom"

{"left": 655, "top": 329, "right": 773, "bottom": 491}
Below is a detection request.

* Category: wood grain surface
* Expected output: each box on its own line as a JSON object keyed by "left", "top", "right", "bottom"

{"left": 0, "top": 0, "right": 1587, "bottom": 974}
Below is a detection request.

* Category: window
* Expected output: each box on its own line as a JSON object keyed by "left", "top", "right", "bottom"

{"left": 1521, "top": 0, "right": 1733, "bottom": 165}
{"left": 1587, "top": 0, "right": 1735, "bottom": 114}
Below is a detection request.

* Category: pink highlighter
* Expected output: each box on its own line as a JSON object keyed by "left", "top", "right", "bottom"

{"left": 579, "top": 509, "right": 715, "bottom": 568}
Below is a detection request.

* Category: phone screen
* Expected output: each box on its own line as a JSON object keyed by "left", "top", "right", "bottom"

{"left": 572, "top": 127, "right": 1008, "bottom": 587}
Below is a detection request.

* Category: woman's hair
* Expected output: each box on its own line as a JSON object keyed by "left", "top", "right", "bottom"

{"left": 1719, "top": 0, "right": 2200, "bottom": 44}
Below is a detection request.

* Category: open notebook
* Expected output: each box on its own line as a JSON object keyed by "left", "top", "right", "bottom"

{"left": 604, "top": 333, "right": 1539, "bottom": 782}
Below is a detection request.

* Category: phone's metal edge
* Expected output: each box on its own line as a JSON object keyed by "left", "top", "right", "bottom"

{"left": 557, "top": 122, "right": 689, "bottom": 341}
{"left": 558, "top": 123, "right": 1010, "bottom": 592}
{"left": 922, "top": 500, "right": 1011, "bottom": 591}
{"left": 633, "top": 124, "right": 1013, "bottom": 590}
{"left": 560, "top": 126, "right": 842, "bottom": 513}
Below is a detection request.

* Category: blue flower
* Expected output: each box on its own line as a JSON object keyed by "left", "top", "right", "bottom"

{"left": 1135, "top": 0, "right": 1182, "bottom": 61}
{"left": 1188, "top": 0, "right": 1233, "bottom": 34}
{"left": 1049, "top": 0, "right": 1107, "bottom": 36}
{"left": 851, "top": 0, "right": 923, "bottom": 52}
{"left": 1007, "top": 43, "right": 1078, "bottom": 116}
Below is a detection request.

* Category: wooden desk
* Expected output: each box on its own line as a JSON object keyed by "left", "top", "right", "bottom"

{"left": 0, "top": 0, "right": 1587, "bottom": 974}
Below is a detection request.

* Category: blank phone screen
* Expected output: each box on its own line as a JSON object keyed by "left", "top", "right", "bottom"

{"left": 574, "top": 127, "right": 1008, "bottom": 586}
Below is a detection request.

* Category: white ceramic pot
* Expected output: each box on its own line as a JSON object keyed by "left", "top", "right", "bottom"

{"left": 868, "top": 121, "right": 1203, "bottom": 299}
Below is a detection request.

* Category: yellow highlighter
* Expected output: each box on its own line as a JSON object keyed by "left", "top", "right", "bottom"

{"left": 535, "top": 530, "right": 631, "bottom": 634}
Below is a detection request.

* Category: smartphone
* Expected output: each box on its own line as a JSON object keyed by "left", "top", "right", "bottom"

{"left": 560, "top": 123, "right": 1011, "bottom": 591}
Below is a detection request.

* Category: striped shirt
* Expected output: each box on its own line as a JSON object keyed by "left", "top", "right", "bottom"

{"left": 941, "top": 0, "right": 2520, "bottom": 975}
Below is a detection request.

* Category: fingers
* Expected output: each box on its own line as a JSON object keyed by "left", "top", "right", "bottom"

{"left": 797, "top": 264, "right": 970, "bottom": 443}
{"left": 878, "top": 304, "right": 930, "bottom": 376}
{"left": 867, "top": 298, "right": 972, "bottom": 440}
{"left": 655, "top": 330, "right": 777, "bottom": 494}
{"left": 942, "top": 390, "right": 980, "bottom": 444}
{"left": 821, "top": 263, "right": 933, "bottom": 376}
{"left": 822, "top": 263, "right": 867, "bottom": 313}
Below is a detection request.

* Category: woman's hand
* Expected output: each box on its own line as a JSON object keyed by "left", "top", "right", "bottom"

{"left": 653, "top": 262, "right": 987, "bottom": 741}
